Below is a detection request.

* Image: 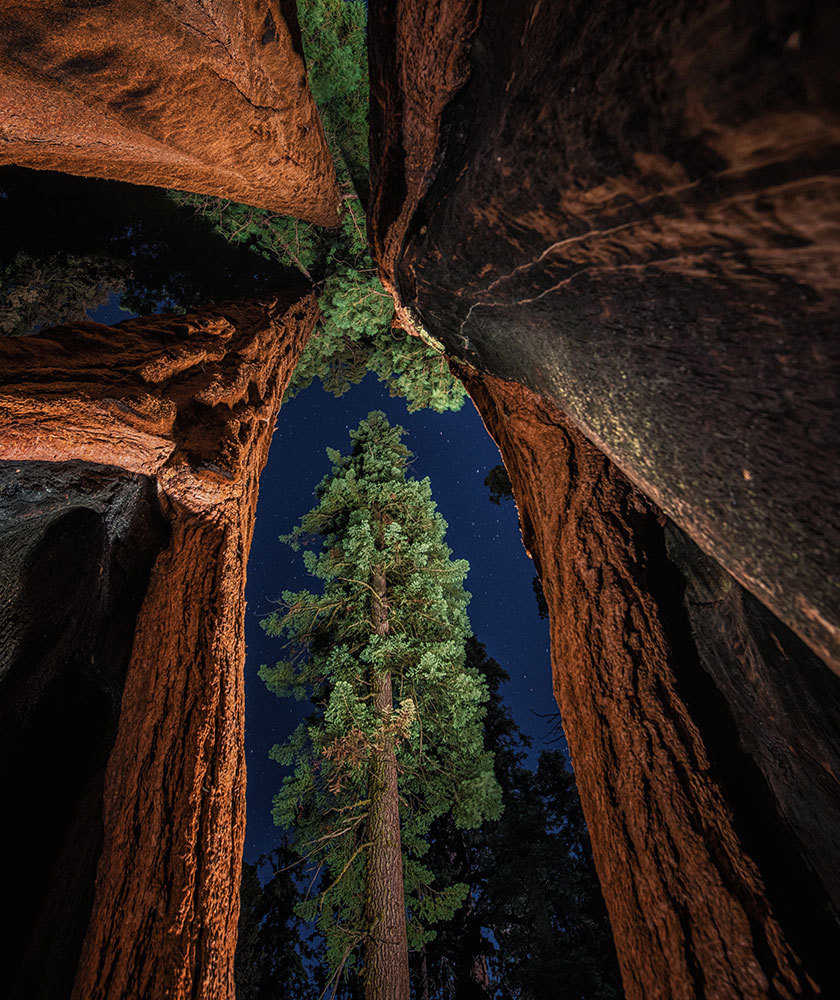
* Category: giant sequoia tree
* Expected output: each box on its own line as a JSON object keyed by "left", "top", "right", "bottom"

{"left": 260, "top": 412, "right": 501, "bottom": 999}
{"left": 171, "top": 0, "right": 465, "bottom": 413}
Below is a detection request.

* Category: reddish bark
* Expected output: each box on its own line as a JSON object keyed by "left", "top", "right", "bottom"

{"left": 0, "top": 292, "right": 317, "bottom": 998}
{"left": 368, "top": 4, "right": 840, "bottom": 983}
{"left": 368, "top": 0, "right": 840, "bottom": 674}
{"left": 0, "top": 1, "right": 340, "bottom": 224}
{"left": 460, "top": 369, "right": 838, "bottom": 999}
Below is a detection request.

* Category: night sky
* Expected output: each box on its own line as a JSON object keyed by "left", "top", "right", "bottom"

{"left": 242, "top": 374, "right": 555, "bottom": 863}
{"left": 89, "top": 295, "right": 557, "bottom": 866}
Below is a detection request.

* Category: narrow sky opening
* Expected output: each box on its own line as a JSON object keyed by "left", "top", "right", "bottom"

{"left": 243, "top": 372, "right": 554, "bottom": 862}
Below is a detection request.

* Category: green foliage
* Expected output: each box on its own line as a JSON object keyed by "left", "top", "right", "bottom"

{"left": 484, "top": 464, "right": 514, "bottom": 506}
{"left": 0, "top": 167, "right": 299, "bottom": 327}
{"left": 166, "top": 193, "right": 327, "bottom": 279}
{"left": 414, "top": 640, "right": 624, "bottom": 999}
{"left": 168, "top": 0, "right": 465, "bottom": 414}
{"left": 291, "top": 265, "right": 464, "bottom": 412}
{"left": 531, "top": 575, "right": 549, "bottom": 620}
{"left": 235, "top": 846, "right": 313, "bottom": 1000}
{"left": 0, "top": 251, "right": 128, "bottom": 336}
{"left": 260, "top": 412, "right": 501, "bottom": 984}
{"left": 168, "top": 190, "right": 463, "bottom": 413}
{"left": 298, "top": 0, "right": 370, "bottom": 196}
{"left": 287, "top": 262, "right": 393, "bottom": 394}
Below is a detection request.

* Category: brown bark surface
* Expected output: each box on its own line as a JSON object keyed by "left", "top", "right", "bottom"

{"left": 0, "top": 462, "right": 169, "bottom": 1000}
{"left": 368, "top": 0, "right": 840, "bottom": 674}
{"left": 0, "top": 0, "right": 340, "bottom": 224}
{"left": 364, "top": 562, "right": 411, "bottom": 1000}
{"left": 0, "top": 291, "right": 318, "bottom": 998}
{"left": 461, "top": 368, "right": 839, "bottom": 999}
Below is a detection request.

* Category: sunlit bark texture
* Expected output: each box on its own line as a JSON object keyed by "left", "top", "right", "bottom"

{"left": 0, "top": 292, "right": 317, "bottom": 999}
{"left": 0, "top": 1, "right": 340, "bottom": 224}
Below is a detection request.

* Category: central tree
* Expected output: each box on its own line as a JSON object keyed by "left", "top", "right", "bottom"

{"left": 260, "top": 412, "right": 501, "bottom": 999}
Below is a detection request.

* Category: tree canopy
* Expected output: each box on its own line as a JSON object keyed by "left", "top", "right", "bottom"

{"left": 1, "top": 1, "right": 465, "bottom": 414}
{"left": 235, "top": 844, "right": 311, "bottom": 1000}
{"left": 260, "top": 412, "right": 501, "bottom": 994}
{"left": 170, "top": 0, "right": 465, "bottom": 413}
{"left": 412, "top": 639, "right": 624, "bottom": 999}
{"left": 240, "top": 635, "right": 623, "bottom": 999}
{"left": 0, "top": 167, "right": 296, "bottom": 334}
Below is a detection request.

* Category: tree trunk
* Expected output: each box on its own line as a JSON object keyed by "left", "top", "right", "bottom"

{"left": 0, "top": 2, "right": 340, "bottom": 223}
{"left": 368, "top": 0, "right": 840, "bottom": 677}
{"left": 364, "top": 562, "right": 410, "bottom": 1000}
{"left": 461, "top": 371, "right": 840, "bottom": 998}
{"left": 0, "top": 294, "right": 318, "bottom": 997}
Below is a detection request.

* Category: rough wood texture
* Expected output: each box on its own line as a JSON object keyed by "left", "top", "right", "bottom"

{"left": 461, "top": 369, "right": 840, "bottom": 999}
{"left": 365, "top": 563, "right": 411, "bottom": 1000}
{"left": 0, "top": 292, "right": 317, "bottom": 997}
{"left": 368, "top": 0, "right": 840, "bottom": 673}
{"left": 0, "top": 463, "right": 168, "bottom": 1000}
{"left": 0, "top": 0, "right": 340, "bottom": 224}
{"left": 663, "top": 526, "right": 840, "bottom": 926}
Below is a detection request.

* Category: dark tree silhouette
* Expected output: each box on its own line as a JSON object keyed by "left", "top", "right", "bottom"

{"left": 413, "top": 639, "right": 624, "bottom": 999}
{"left": 235, "top": 846, "right": 311, "bottom": 1000}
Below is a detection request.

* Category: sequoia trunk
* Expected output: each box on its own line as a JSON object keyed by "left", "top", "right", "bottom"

{"left": 461, "top": 370, "right": 840, "bottom": 997}
{"left": 364, "top": 562, "right": 410, "bottom": 1000}
{"left": 0, "top": 293, "right": 318, "bottom": 996}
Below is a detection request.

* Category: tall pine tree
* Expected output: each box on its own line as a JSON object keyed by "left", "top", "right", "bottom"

{"left": 260, "top": 412, "right": 501, "bottom": 999}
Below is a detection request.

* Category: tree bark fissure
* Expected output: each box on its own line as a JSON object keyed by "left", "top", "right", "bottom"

{"left": 0, "top": 294, "right": 318, "bottom": 998}
{"left": 460, "top": 369, "right": 831, "bottom": 999}
{"left": 364, "top": 560, "right": 410, "bottom": 1000}
{"left": 368, "top": 0, "right": 840, "bottom": 676}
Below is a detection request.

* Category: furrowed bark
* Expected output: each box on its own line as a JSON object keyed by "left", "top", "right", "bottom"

{"left": 364, "top": 560, "right": 410, "bottom": 1000}
{"left": 368, "top": 0, "right": 840, "bottom": 675}
{"left": 0, "top": 292, "right": 318, "bottom": 998}
{"left": 460, "top": 369, "right": 839, "bottom": 999}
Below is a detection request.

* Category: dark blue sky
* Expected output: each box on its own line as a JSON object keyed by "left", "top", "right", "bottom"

{"left": 88, "top": 295, "right": 558, "bottom": 865}
{"left": 243, "top": 374, "right": 555, "bottom": 862}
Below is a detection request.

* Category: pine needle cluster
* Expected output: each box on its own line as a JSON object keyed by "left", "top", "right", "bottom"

{"left": 170, "top": 0, "right": 465, "bottom": 413}
{"left": 260, "top": 413, "right": 501, "bottom": 981}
